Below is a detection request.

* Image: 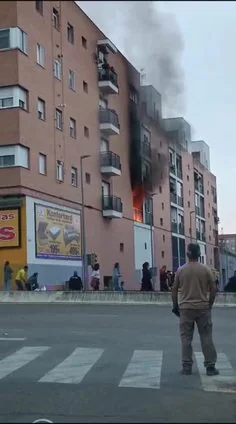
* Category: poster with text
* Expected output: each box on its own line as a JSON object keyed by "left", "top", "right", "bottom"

{"left": 0, "top": 209, "right": 20, "bottom": 248}
{"left": 35, "top": 204, "right": 81, "bottom": 260}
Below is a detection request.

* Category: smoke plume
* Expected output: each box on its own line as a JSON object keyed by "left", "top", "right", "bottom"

{"left": 79, "top": 1, "right": 185, "bottom": 116}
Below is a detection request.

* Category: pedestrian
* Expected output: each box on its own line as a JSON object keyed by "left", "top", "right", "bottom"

{"left": 68, "top": 271, "right": 83, "bottom": 291}
{"left": 172, "top": 243, "right": 218, "bottom": 376}
{"left": 15, "top": 266, "right": 28, "bottom": 291}
{"left": 160, "top": 265, "right": 169, "bottom": 291}
{"left": 112, "top": 262, "right": 122, "bottom": 291}
{"left": 90, "top": 263, "right": 100, "bottom": 291}
{"left": 3, "top": 261, "right": 13, "bottom": 292}
{"left": 26, "top": 272, "right": 39, "bottom": 291}
{"left": 141, "top": 262, "right": 153, "bottom": 291}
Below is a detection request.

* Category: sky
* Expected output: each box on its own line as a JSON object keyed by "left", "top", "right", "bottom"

{"left": 79, "top": 1, "right": 236, "bottom": 234}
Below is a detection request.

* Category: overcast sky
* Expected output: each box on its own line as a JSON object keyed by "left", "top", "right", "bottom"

{"left": 80, "top": 1, "right": 236, "bottom": 234}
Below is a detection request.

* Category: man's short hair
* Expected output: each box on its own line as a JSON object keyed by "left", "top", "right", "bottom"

{"left": 187, "top": 243, "right": 201, "bottom": 260}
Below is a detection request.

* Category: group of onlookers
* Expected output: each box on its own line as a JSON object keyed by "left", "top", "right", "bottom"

{"left": 3, "top": 261, "right": 39, "bottom": 291}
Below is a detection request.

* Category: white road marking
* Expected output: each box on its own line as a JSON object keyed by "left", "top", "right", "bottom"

{"left": 119, "top": 350, "right": 163, "bottom": 389}
{"left": 39, "top": 347, "right": 104, "bottom": 384}
{"left": 0, "top": 337, "right": 26, "bottom": 341}
{"left": 195, "top": 352, "right": 236, "bottom": 393}
{"left": 0, "top": 346, "right": 49, "bottom": 379}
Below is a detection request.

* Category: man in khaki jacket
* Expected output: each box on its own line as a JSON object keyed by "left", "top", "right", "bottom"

{"left": 172, "top": 243, "right": 218, "bottom": 376}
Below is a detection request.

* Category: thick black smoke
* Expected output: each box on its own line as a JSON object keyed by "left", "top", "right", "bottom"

{"left": 79, "top": 1, "right": 185, "bottom": 116}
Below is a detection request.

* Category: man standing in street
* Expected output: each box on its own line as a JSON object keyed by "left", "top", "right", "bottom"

{"left": 172, "top": 243, "right": 218, "bottom": 376}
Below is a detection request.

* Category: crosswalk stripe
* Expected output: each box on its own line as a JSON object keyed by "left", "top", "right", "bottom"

{"left": 0, "top": 346, "right": 49, "bottom": 380}
{"left": 119, "top": 350, "right": 163, "bottom": 389}
{"left": 39, "top": 347, "right": 104, "bottom": 384}
{"left": 195, "top": 352, "right": 236, "bottom": 393}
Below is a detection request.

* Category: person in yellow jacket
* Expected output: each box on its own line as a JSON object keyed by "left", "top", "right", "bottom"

{"left": 15, "top": 266, "right": 28, "bottom": 291}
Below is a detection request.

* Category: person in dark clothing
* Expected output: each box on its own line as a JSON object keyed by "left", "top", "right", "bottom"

{"left": 141, "top": 262, "right": 153, "bottom": 291}
{"left": 224, "top": 271, "right": 236, "bottom": 292}
{"left": 69, "top": 271, "right": 83, "bottom": 291}
{"left": 25, "top": 273, "right": 39, "bottom": 291}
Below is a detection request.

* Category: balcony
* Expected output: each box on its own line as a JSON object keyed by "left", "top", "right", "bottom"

{"left": 98, "top": 68, "right": 119, "bottom": 95}
{"left": 170, "top": 164, "right": 176, "bottom": 175}
{"left": 102, "top": 195, "right": 123, "bottom": 219}
{"left": 196, "top": 231, "right": 206, "bottom": 242}
{"left": 142, "top": 141, "right": 151, "bottom": 160}
{"left": 170, "top": 192, "right": 177, "bottom": 204}
{"left": 99, "top": 109, "right": 120, "bottom": 136}
{"left": 145, "top": 211, "right": 153, "bottom": 226}
{"left": 97, "top": 39, "right": 118, "bottom": 54}
{"left": 171, "top": 222, "right": 185, "bottom": 235}
{"left": 100, "top": 151, "right": 121, "bottom": 177}
{"left": 176, "top": 168, "right": 183, "bottom": 180}
{"left": 177, "top": 196, "right": 184, "bottom": 207}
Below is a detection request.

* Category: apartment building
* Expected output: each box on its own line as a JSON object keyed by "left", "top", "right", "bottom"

{"left": 0, "top": 0, "right": 219, "bottom": 289}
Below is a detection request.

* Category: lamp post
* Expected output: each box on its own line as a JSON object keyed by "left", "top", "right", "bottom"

{"left": 80, "top": 155, "right": 90, "bottom": 290}
{"left": 150, "top": 192, "right": 157, "bottom": 290}
{"left": 190, "top": 210, "right": 195, "bottom": 242}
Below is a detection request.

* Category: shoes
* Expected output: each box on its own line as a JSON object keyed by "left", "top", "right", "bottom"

{"left": 206, "top": 366, "right": 219, "bottom": 376}
{"left": 181, "top": 367, "right": 192, "bottom": 375}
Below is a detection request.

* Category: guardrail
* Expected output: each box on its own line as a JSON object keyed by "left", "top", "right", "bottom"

{"left": 0, "top": 291, "right": 236, "bottom": 306}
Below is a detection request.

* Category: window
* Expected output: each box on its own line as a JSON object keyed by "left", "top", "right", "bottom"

{"left": 71, "top": 167, "right": 77, "bottom": 186}
{"left": 144, "top": 242, "right": 147, "bottom": 250}
{"left": 39, "top": 153, "right": 46, "bottom": 175}
{"left": 187, "top": 175, "right": 189, "bottom": 181}
{"left": 0, "top": 155, "right": 15, "bottom": 167}
{"left": 83, "top": 81, "right": 88, "bottom": 93}
{"left": 161, "top": 251, "right": 165, "bottom": 258}
{"left": 69, "top": 70, "right": 75, "bottom": 91}
{"left": 55, "top": 109, "right": 63, "bottom": 130}
{"left": 159, "top": 186, "right": 162, "bottom": 193}
{"left": 163, "top": 235, "right": 165, "bottom": 242}
{"left": 54, "top": 59, "right": 61, "bottom": 80}
{"left": 0, "top": 86, "right": 28, "bottom": 110}
{"left": 0, "top": 28, "right": 28, "bottom": 54}
{"left": 0, "top": 145, "right": 29, "bottom": 168}
{"left": 85, "top": 172, "right": 91, "bottom": 184}
{"left": 37, "top": 98, "right": 45, "bottom": 120}
{"left": 36, "top": 0, "right": 43, "bottom": 14}
{"left": 162, "top": 202, "right": 164, "bottom": 210}
{"left": 69, "top": 118, "right": 76, "bottom": 138}
{"left": 160, "top": 218, "right": 163, "bottom": 226}
{"left": 188, "top": 201, "right": 190, "bottom": 208}
{"left": 0, "top": 98, "right": 13, "bottom": 108}
{"left": 0, "top": 29, "right": 10, "bottom": 49}
{"left": 82, "top": 36, "right": 87, "bottom": 48}
{"left": 67, "top": 23, "right": 74, "bottom": 44}
{"left": 36, "top": 43, "right": 45, "bottom": 67}
{"left": 53, "top": 8, "right": 60, "bottom": 30}
{"left": 120, "top": 243, "right": 124, "bottom": 252}
{"left": 84, "top": 126, "right": 89, "bottom": 138}
{"left": 56, "top": 161, "right": 64, "bottom": 181}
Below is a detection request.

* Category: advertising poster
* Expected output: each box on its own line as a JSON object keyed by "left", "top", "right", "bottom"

{"left": 0, "top": 209, "right": 20, "bottom": 248}
{"left": 35, "top": 204, "right": 81, "bottom": 260}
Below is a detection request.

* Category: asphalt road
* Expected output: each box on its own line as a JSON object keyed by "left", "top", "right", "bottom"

{"left": 0, "top": 304, "right": 235, "bottom": 423}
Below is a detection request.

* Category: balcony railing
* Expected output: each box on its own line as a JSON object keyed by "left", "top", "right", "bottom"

{"left": 100, "top": 151, "right": 121, "bottom": 170}
{"left": 98, "top": 67, "right": 118, "bottom": 88}
{"left": 176, "top": 167, "right": 183, "bottom": 180}
{"left": 177, "top": 196, "right": 184, "bottom": 207}
{"left": 102, "top": 195, "right": 123, "bottom": 213}
{"left": 142, "top": 141, "right": 151, "bottom": 159}
{"left": 171, "top": 222, "right": 185, "bottom": 235}
{"left": 195, "top": 181, "right": 204, "bottom": 194}
{"left": 145, "top": 211, "right": 153, "bottom": 226}
{"left": 170, "top": 192, "right": 177, "bottom": 204}
{"left": 170, "top": 164, "right": 176, "bottom": 175}
{"left": 99, "top": 109, "right": 120, "bottom": 129}
{"left": 196, "top": 231, "right": 206, "bottom": 242}
{"left": 195, "top": 205, "right": 200, "bottom": 216}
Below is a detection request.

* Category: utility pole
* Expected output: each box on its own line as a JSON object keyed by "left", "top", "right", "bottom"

{"left": 80, "top": 155, "right": 90, "bottom": 290}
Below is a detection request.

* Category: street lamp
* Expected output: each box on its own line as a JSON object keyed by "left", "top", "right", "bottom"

{"left": 150, "top": 192, "right": 157, "bottom": 290}
{"left": 190, "top": 210, "right": 195, "bottom": 242}
{"left": 80, "top": 155, "right": 91, "bottom": 290}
